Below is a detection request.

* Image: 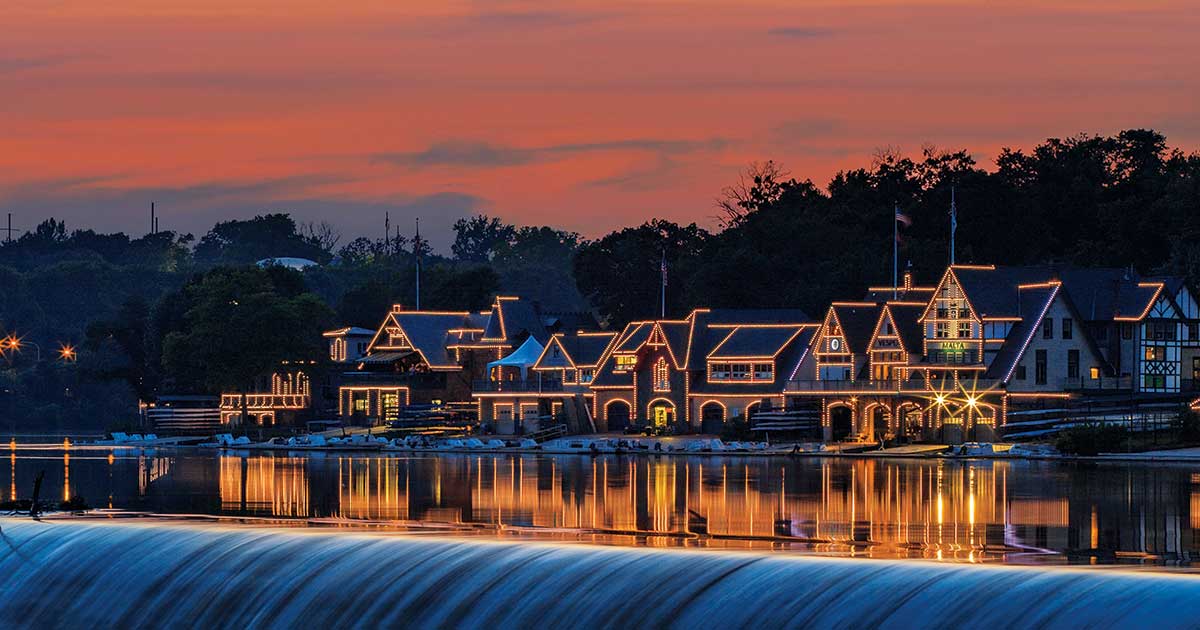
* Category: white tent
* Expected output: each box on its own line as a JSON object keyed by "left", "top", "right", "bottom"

{"left": 487, "top": 336, "right": 544, "bottom": 380}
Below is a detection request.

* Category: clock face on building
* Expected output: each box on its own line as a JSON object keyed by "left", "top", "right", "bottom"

{"left": 829, "top": 338, "right": 841, "bottom": 351}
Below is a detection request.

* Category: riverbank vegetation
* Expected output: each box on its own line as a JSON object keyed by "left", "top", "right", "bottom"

{"left": 2, "top": 129, "right": 1198, "bottom": 432}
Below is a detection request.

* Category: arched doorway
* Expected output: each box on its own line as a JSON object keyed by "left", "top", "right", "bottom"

{"left": 700, "top": 401, "right": 725, "bottom": 434}
{"left": 647, "top": 398, "right": 676, "bottom": 429}
{"left": 868, "top": 405, "right": 890, "bottom": 442}
{"left": 745, "top": 401, "right": 762, "bottom": 425}
{"left": 829, "top": 404, "right": 853, "bottom": 441}
{"left": 604, "top": 399, "right": 631, "bottom": 432}
{"left": 896, "top": 403, "right": 923, "bottom": 440}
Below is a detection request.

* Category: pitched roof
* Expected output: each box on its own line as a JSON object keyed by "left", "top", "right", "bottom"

{"left": 984, "top": 284, "right": 1057, "bottom": 380}
{"left": 940, "top": 265, "right": 1169, "bottom": 323}
{"left": 690, "top": 326, "right": 817, "bottom": 395}
{"left": 948, "top": 266, "right": 1054, "bottom": 318}
{"left": 391, "top": 312, "right": 474, "bottom": 368}
{"left": 658, "top": 321, "right": 692, "bottom": 367}
{"left": 707, "top": 326, "right": 805, "bottom": 360}
{"left": 1056, "top": 268, "right": 1162, "bottom": 320}
{"left": 613, "top": 322, "right": 653, "bottom": 353}
{"left": 883, "top": 303, "right": 925, "bottom": 354}
{"left": 547, "top": 332, "right": 618, "bottom": 368}
{"left": 829, "top": 303, "right": 883, "bottom": 354}
{"left": 323, "top": 326, "right": 375, "bottom": 337}
{"left": 684, "top": 308, "right": 810, "bottom": 369}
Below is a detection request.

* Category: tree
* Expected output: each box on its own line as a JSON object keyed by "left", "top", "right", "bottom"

{"left": 159, "top": 267, "right": 335, "bottom": 412}
{"left": 493, "top": 226, "right": 586, "bottom": 311}
{"left": 85, "top": 297, "right": 157, "bottom": 402}
{"left": 194, "top": 214, "right": 331, "bottom": 266}
{"left": 574, "top": 220, "right": 709, "bottom": 325}
{"left": 452, "top": 215, "right": 516, "bottom": 262}
{"left": 300, "top": 221, "right": 342, "bottom": 255}
{"left": 715, "top": 160, "right": 797, "bottom": 228}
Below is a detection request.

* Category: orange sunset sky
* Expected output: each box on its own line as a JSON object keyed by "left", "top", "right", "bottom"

{"left": 3, "top": 0, "right": 1198, "bottom": 252}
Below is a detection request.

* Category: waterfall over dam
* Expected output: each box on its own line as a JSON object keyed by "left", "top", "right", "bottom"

{"left": 1, "top": 518, "right": 1198, "bottom": 629}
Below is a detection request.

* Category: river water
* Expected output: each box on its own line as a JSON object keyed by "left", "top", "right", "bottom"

{"left": 4, "top": 444, "right": 1200, "bottom": 565}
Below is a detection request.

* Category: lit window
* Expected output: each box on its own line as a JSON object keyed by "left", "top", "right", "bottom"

{"left": 615, "top": 355, "right": 637, "bottom": 371}
{"left": 1089, "top": 367, "right": 1100, "bottom": 380}
{"left": 653, "top": 358, "right": 670, "bottom": 392}
{"left": 1145, "top": 346, "right": 1166, "bottom": 362}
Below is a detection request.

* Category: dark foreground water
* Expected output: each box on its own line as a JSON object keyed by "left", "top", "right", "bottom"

{"left": 5, "top": 444, "right": 1200, "bottom": 565}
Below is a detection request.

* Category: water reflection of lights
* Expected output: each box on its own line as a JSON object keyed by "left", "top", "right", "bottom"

{"left": 10, "top": 447, "right": 1200, "bottom": 564}
{"left": 206, "top": 454, "right": 1015, "bottom": 559}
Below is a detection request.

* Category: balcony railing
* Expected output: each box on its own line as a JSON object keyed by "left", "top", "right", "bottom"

{"left": 785, "top": 378, "right": 1002, "bottom": 394}
{"left": 1061, "top": 376, "right": 1134, "bottom": 391}
{"left": 220, "top": 393, "right": 310, "bottom": 410}
{"left": 473, "top": 379, "right": 565, "bottom": 393}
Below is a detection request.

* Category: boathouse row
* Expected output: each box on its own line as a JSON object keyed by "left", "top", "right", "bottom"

{"left": 216, "top": 264, "right": 1200, "bottom": 442}
{"left": 789, "top": 265, "right": 1200, "bottom": 443}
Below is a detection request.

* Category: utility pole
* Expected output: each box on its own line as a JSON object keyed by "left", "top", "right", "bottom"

{"left": 3, "top": 213, "right": 12, "bottom": 243}
{"left": 151, "top": 202, "right": 156, "bottom": 235}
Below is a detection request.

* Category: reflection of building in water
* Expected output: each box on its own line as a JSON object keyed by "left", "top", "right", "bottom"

{"left": 152, "top": 451, "right": 1200, "bottom": 562}
{"left": 219, "top": 456, "right": 310, "bottom": 517}
{"left": 138, "top": 455, "right": 173, "bottom": 497}
{"left": 324, "top": 455, "right": 1014, "bottom": 556}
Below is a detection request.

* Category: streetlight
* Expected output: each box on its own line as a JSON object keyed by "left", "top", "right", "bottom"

{"left": 58, "top": 344, "right": 77, "bottom": 362}
{"left": 5, "top": 336, "right": 39, "bottom": 362}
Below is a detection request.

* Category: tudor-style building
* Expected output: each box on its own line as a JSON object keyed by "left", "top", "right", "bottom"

{"left": 787, "top": 264, "right": 1200, "bottom": 444}
{"left": 588, "top": 308, "right": 814, "bottom": 433}
{"left": 335, "top": 295, "right": 595, "bottom": 425}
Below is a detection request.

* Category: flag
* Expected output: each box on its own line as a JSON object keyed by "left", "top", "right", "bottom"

{"left": 895, "top": 208, "right": 912, "bottom": 227}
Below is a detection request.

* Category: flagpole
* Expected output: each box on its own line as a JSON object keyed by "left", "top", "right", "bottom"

{"left": 660, "top": 247, "right": 666, "bottom": 319}
{"left": 893, "top": 202, "right": 898, "bottom": 300}
{"left": 415, "top": 217, "right": 421, "bottom": 310}
{"left": 950, "top": 186, "right": 957, "bottom": 265}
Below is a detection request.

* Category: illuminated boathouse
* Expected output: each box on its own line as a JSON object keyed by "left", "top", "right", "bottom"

{"left": 786, "top": 265, "right": 1200, "bottom": 443}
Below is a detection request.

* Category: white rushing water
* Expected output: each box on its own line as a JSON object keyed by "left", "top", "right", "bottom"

{"left": 1, "top": 518, "right": 1198, "bottom": 629}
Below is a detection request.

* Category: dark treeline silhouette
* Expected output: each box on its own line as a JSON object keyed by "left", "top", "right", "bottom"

{"left": 574, "top": 129, "right": 1200, "bottom": 323}
{"left": 1, "top": 129, "right": 1196, "bottom": 431}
